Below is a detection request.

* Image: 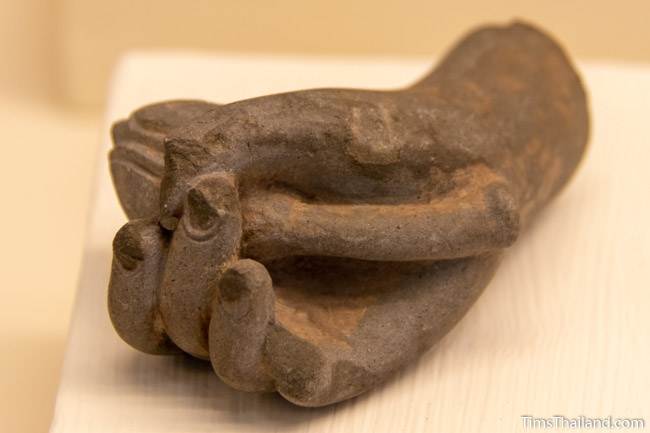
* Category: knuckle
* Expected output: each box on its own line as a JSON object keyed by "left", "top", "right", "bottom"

{"left": 485, "top": 184, "right": 521, "bottom": 246}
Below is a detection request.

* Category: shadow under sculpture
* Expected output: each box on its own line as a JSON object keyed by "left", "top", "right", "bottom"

{"left": 107, "top": 21, "right": 589, "bottom": 407}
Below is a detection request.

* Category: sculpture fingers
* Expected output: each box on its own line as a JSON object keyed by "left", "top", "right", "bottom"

{"left": 108, "top": 219, "right": 179, "bottom": 354}
{"left": 158, "top": 171, "right": 241, "bottom": 358}
{"left": 206, "top": 256, "right": 503, "bottom": 406}
{"left": 209, "top": 259, "right": 275, "bottom": 392}
{"left": 241, "top": 165, "right": 519, "bottom": 262}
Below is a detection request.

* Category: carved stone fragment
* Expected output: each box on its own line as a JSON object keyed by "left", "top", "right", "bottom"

{"left": 108, "top": 21, "right": 589, "bottom": 407}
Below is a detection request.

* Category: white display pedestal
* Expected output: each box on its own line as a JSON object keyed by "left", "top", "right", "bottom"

{"left": 50, "top": 54, "right": 650, "bottom": 433}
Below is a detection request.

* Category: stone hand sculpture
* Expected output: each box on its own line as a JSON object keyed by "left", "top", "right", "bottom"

{"left": 108, "top": 21, "right": 588, "bottom": 407}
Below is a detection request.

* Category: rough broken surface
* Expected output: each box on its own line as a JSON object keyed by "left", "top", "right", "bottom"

{"left": 107, "top": 21, "right": 589, "bottom": 407}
